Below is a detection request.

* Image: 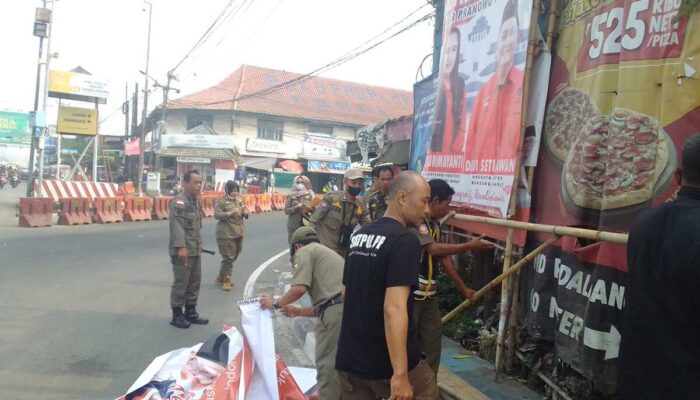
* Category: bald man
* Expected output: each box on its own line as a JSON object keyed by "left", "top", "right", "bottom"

{"left": 336, "top": 172, "right": 439, "bottom": 400}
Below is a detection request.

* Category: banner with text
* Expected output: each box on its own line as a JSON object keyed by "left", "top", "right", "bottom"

{"left": 422, "top": 0, "right": 534, "bottom": 218}
{"left": 520, "top": 0, "right": 700, "bottom": 386}
{"left": 410, "top": 74, "right": 437, "bottom": 174}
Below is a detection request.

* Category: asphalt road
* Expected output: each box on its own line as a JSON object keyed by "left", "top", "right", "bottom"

{"left": 0, "top": 197, "right": 290, "bottom": 399}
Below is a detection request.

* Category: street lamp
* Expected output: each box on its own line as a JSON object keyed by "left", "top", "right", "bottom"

{"left": 137, "top": 0, "right": 152, "bottom": 195}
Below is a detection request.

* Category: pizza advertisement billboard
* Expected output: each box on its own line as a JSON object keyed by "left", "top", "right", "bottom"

{"left": 421, "top": 0, "right": 534, "bottom": 220}
{"left": 518, "top": 0, "right": 700, "bottom": 385}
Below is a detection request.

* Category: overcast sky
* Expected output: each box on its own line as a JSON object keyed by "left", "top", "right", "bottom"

{"left": 2, "top": 0, "right": 435, "bottom": 136}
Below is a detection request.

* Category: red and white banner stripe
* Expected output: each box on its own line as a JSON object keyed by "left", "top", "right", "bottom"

{"left": 37, "top": 180, "right": 119, "bottom": 202}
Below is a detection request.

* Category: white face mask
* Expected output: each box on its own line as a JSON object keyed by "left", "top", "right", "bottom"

{"left": 294, "top": 183, "right": 305, "bottom": 191}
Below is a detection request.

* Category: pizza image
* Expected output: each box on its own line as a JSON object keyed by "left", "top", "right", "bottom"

{"left": 544, "top": 88, "right": 599, "bottom": 162}
{"left": 563, "top": 109, "right": 669, "bottom": 210}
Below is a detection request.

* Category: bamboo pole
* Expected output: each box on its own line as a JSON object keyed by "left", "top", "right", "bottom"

{"left": 494, "top": 0, "right": 542, "bottom": 377}
{"left": 451, "top": 213, "right": 628, "bottom": 244}
{"left": 506, "top": 266, "right": 521, "bottom": 373}
{"left": 494, "top": 226, "right": 514, "bottom": 379}
{"left": 442, "top": 236, "right": 560, "bottom": 323}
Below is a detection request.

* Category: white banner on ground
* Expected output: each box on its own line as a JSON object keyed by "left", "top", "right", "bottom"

{"left": 239, "top": 298, "right": 279, "bottom": 400}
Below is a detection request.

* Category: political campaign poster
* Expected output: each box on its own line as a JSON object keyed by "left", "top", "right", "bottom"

{"left": 421, "top": 0, "right": 534, "bottom": 219}
{"left": 116, "top": 299, "right": 313, "bottom": 399}
{"left": 410, "top": 74, "right": 438, "bottom": 174}
{"left": 519, "top": 0, "right": 700, "bottom": 386}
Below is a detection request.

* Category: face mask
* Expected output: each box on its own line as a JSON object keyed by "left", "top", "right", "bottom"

{"left": 294, "top": 183, "right": 305, "bottom": 191}
{"left": 347, "top": 186, "right": 362, "bottom": 196}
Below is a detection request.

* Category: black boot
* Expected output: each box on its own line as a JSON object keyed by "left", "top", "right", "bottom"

{"left": 185, "top": 305, "right": 209, "bottom": 325}
{"left": 170, "top": 307, "right": 190, "bottom": 329}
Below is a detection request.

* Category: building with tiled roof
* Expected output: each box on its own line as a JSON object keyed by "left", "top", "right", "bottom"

{"left": 154, "top": 65, "right": 413, "bottom": 189}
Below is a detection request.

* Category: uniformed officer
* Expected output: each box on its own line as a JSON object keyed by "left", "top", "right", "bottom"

{"left": 309, "top": 168, "right": 371, "bottom": 258}
{"left": 365, "top": 164, "right": 394, "bottom": 221}
{"left": 410, "top": 179, "right": 492, "bottom": 374}
{"left": 214, "top": 180, "right": 248, "bottom": 291}
{"left": 285, "top": 175, "right": 314, "bottom": 244}
{"left": 260, "top": 226, "right": 344, "bottom": 400}
{"left": 168, "top": 170, "right": 209, "bottom": 329}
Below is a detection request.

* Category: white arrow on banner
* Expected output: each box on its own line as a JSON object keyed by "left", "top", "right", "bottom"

{"left": 583, "top": 325, "right": 621, "bottom": 360}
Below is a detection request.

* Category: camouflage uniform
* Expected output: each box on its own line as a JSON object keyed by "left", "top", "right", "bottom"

{"left": 365, "top": 190, "right": 388, "bottom": 222}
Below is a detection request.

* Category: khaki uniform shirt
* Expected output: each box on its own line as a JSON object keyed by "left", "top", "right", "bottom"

{"left": 169, "top": 193, "right": 202, "bottom": 256}
{"left": 292, "top": 242, "right": 345, "bottom": 307}
{"left": 214, "top": 195, "right": 247, "bottom": 239}
{"left": 285, "top": 193, "right": 314, "bottom": 230}
{"left": 366, "top": 190, "right": 388, "bottom": 222}
{"left": 409, "top": 218, "right": 440, "bottom": 299}
{"left": 309, "top": 190, "right": 371, "bottom": 255}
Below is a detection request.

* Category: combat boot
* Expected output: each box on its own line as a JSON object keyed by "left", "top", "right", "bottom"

{"left": 170, "top": 307, "right": 190, "bottom": 329}
{"left": 223, "top": 274, "right": 232, "bottom": 291}
{"left": 185, "top": 305, "right": 209, "bottom": 325}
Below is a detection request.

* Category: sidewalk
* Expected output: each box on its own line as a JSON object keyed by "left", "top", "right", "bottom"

{"left": 249, "top": 252, "right": 542, "bottom": 400}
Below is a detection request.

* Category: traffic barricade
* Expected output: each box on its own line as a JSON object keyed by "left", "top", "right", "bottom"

{"left": 244, "top": 194, "right": 257, "bottom": 214}
{"left": 201, "top": 195, "right": 215, "bottom": 218}
{"left": 18, "top": 197, "right": 53, "bottom": 228}
{"left": 58, "top": 197, "right": 92, "bottom": 226}
{"left": 93, "top": 197, "right": 123, "bottom": 224}
{"left": 120, "top": 182, "right": 135, "bottom": 196}
{"left": 124, "top": 197, "right": 153, "bottom": 222}
{"left": 256, "top": 194, "right": 272, "bottom": 213}
{"left": 274, "top": 194, "right": 287, "bottom": 210}
{"left": 152, "top": 196, "right": 172, "bottom": 220}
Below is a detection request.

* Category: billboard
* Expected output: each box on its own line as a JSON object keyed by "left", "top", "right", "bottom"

{"left": 307, "top": 160, "right": 350, "bottom": 174}
{"left": 301, "top": 133, "right": 347, "bottom": 160}
{"left": 49, "top": 70, "right": 109, "bottom": 103}
{"left": 0, "top": 111, "right": 31, "bottom": 144}
{"left": 519, "top": 0, "right": 700, "bottom": 385}
{"left": 421, "top": 0, "right": 534, "bottom": 219}
{"left": 410, "top": 75, "right": 438, "bottom": 173}
{"left": 57, "top": 106, "right": 97, "bottom": 135}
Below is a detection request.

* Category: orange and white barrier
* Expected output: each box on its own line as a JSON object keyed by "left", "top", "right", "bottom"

{"left": 152, "top": 196, "right": 172, "bottom": 220}
{"left": 124, "top": 197, "right": 152, "bottom": 222}
{"left": 18, "top": 197, "right": 54, "bottom": 228}
{"left": 93, "top": 197, "right": 123, "bottom": 224}
{"left": 58, "top": 197, "right": 92, "bottom": 226}
{"left": 38, "top": 180, "right": 119, "bottom": 202}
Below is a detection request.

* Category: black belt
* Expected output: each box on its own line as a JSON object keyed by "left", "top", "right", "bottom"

{"left": 314, "top": 293, "right": 342, "bottom": 318}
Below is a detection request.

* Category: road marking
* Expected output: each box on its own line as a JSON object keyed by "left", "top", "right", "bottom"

{"left": 244, "top": 249, "right": 289, "bottom": 300}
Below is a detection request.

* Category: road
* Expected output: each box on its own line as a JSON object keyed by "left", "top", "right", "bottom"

{"left": 0, "top": 192, "right": 302, "bottom": 399}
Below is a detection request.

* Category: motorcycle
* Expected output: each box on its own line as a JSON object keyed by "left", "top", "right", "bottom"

{"left": 0, "top": 174, "right": 6, "bottom": 190}
{"left": 9, "top": 174, "right": 19, "bottom": 188}
{"left": 169, "top": 181, "right": 183, "bottom": 196}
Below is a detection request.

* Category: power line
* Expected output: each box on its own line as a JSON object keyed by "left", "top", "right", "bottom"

{"left": 171, "top": 9, "right": 434, "bottom": 109}
{"left": 170, "top": 0, "right": 243, "bottom": 74}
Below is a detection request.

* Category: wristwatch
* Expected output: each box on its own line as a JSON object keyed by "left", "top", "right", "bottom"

{"left": 273, "top": 297, "right": 281, "bottom": 310}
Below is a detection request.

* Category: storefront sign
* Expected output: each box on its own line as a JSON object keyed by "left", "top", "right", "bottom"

{"left": 307, "top": 160, "right": 350, "bottom": 174}
{"left": 49, "top": 70, "right": 109, "bottom": 103}
{"left": 176, "top": 157, "right": 210, "bottom": 164}
{"left": 246, "top": 138, "right": 286, "bottom": 154}
{"left": 124, "top": 137, "right": 140, "bottom": 156}
{"left": 0, "top": 111, "right": 30, "bottom": 138}
{"left": 161, "top": 134, "right": 235, "bottom": 149}
{"left": 57, "top": 106, "right": 97, "bottom": 136}
{"left": 301, "top": 133, "right": 347, "bottom": 160}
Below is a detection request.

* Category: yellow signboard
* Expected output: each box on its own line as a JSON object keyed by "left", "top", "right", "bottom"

{"left": 49, "top": 70, "right": 109, "bottom": 103}
{"left": 57, "top": 106, "right": 97, "bottom": 136}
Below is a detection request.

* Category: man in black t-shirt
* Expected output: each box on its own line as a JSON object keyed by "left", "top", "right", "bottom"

{"left": 336, "top": 171, "right": 439, "bottom": 400}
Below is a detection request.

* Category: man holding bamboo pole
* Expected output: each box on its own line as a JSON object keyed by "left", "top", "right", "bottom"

{"left": 618, "top": 134, "right": 700, "bottom": 399}
{"left": 409, "top": 179, "right": 493, "bottom": 375}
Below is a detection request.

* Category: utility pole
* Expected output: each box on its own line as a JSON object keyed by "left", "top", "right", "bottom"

{"left": 27, "top": 1, "right": 50, "bottom": 197}
{"left": 131, "top": 83, "right": 139, "bottom": 183}
{"left": 38, "top": 0, "right": 56, "bottom": 192}
{"left": 137, "top": 0, "right": 152, "bottom": 195}
{"left": 122, "top": 83, "right": 129, "bottom": 175}
{"left": 155, "top": 71, "right": 179, "bottom": 170}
